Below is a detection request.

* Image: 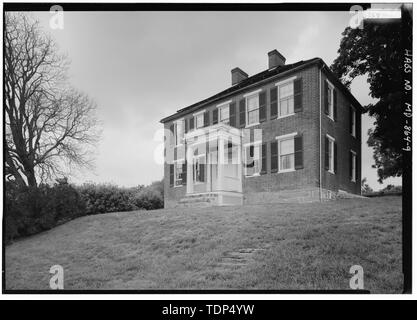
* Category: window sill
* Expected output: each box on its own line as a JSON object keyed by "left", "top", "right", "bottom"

{"left": 327, "top": 170, "right": 335, "bottom": 175}
{"left": 351, "top": 179, "right": 356, "bottom": 183}
{"left": 277, "top": 113, "right": 295, "bottom": 120}
{"left": 174, "top": 184, "right": 183, "bottom": 188}
{"left": 245, "top": 122, "right": 260, "bottom": 129}
{"left": 326, "top": 115, "right": 334, "bottom": 122}
{"left": 278, "top": 169, "right": 295, "bottom": 174}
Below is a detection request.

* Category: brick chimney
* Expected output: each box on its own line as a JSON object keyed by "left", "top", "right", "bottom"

{"left": 268, "top": 50, "right": 286, "bottom": 69}
{"left": 231, "top": 67, "right": 248, "bottom": 85}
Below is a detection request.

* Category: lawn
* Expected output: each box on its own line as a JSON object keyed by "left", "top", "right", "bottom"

{"left": 4, "top": 196, "right": 403, "bottom": 293}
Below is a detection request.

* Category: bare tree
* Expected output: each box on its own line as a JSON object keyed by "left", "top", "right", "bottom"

{"left": 4, "top": 13, "right": 100, "bottom": 187}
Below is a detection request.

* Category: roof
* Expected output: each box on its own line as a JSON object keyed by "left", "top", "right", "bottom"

{"left": 160, "top": 57, "right": 364, "bottom": 123}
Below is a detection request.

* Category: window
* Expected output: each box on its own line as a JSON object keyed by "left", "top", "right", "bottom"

{"left": 195, "top": 113, "right": 204, "bottom": 129}
{"left": 244, "top": 144, "right": 261, "bottom": 176}
{"left": 351, "top": 151, "right": 357, "bottom": 182}
{"left": 327, "top": 81, "right": 334, "bottom": 120}
{"left": 278, "top": 82, "right": 294, "bottom": 117}
{"left": 174, "top": 160, "right": 183, "bottom": 186}
{"left": 224, "top": 141, "right": 238, "bottom": 177}
{"left": 351, "top": 107, "right": 356, "bottom": 137}
{"left": 174, "top": 119, "right": 184, "bottom": 146}
{"left": 219, "top": 104, "right": 230, "bottom": 124}
{"left": 326, "top": 135, "right": 335, "bottom": 173}
{"left": 279, "top": 138, "right": 295, "bottom": 171}
{"left": 246, "top": 94, "right": 259, "bottom": 126}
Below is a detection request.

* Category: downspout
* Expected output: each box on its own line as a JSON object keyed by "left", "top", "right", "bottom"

{"left": 319, "top": 65, "right": 324, "bottom": 202}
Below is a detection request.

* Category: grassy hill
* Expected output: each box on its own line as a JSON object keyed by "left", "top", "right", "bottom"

{"left": 5, "top": 196, "right": 402, "bottom": 292}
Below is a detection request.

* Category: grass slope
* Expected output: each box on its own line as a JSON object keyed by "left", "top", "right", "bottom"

{"left": 5, "top": 196, "right": 402, "bottom": 292}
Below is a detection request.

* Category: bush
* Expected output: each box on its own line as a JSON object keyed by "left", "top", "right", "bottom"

{"left": 129, "top": 180, "right": 164, "bottom": 210}
{"left": 4, "top": 180, "right": 86, "bottom": 242}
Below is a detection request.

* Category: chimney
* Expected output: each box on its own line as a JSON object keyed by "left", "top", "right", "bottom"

{"left": 231, "top": 67, "right": 248, "bottom": 85}
{"left": 268, "top": 50, "right": 286, "bottom": 69}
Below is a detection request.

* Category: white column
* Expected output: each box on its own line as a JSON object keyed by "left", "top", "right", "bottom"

{"left": 237, "top": 137, "right": 243, "bottom": 193}
{"left": 218, "top": 136, "right": 224, "bottom": 192}
{"left": 186, "top": 146, "right": 193, "bottom": 194}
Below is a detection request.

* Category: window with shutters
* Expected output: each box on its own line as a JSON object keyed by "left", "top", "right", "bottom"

{"left": 245, "top": 91, "right": 260, "bottom": 127}
{"left": 195, "top": 112, "right": 204, "bottom": 129}
{"left": 244, "top": 143, "right": 261, "bottom": 176}
{"left": 351, "top": 106, "right": 356, "bottom": 137}
{"left": 326, "top": 134, "right": 335, "bottom": 173}
{"left": 278, "top": 82, "right": 294, "bottom": 118}
{"left": 350, "top": 150, "right": 357, "bottom": 182}
{"left": 219, "top": 104, "right": 230, "bottom": 124}
{"left": 174, "top": 119, "right": 184, "bottom": 146}
{"left": 326, "top": 80, "right": 335, "bottom": 120}
{"left": 174, "top": 160, "right": 184, "bottom": 186}
{"left": 279, "top": 138, "right": 295, "bottom": 171}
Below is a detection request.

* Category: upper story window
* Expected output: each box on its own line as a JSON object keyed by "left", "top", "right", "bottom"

{"left": 174, "top": 119, "right": 184, "bottom": 146}
{"left": 195, "top": 112, "right": 204, "bottom": 129}
{"left": 244, "top": 143, "right": 261, "bottom": 176}
{"left": 246, "top": 93, "right": 260, "bottom": 126}
{"left": 326, "top": 80, "right": 335, "bottom": 120}
{"left": 278, "top": 81, "right": 294, "bottom": 117}
{"left": 350, "top": 106, "right": 356, "bottom": 137}
{"left": 219, "top": 104, "right": 230, "bottom": 124}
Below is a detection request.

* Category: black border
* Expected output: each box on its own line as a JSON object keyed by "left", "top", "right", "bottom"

{"left": 2, "top": 2, "right": 411, "bottom": 295}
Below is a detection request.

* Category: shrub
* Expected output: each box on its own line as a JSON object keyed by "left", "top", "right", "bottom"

{"left": 4, "top": 180, "right": 86, "bottom": 243}
{"left": 129, "top": 180, "right": 164, "bottom": 210}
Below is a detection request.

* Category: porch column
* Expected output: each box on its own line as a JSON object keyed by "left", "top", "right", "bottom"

{"left": 217, "top": 136, "right": 224, "bottom": 191}
{"left": 237, "top": 136, "right": 243, "bottom": 192}
{"left": 186, "top": 147, "right": 193, "bottom": 194}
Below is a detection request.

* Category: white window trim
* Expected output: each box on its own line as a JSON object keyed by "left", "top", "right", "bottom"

{"left": 216, "top": 100, "right": 232, "bottom": 108}
{"left": 245, "top": 91, "right": 261, "bottom": 128}
{"left": 351, "top": 106, "right": 356, "bottom": 138}
{"left": 276, "top": 132, "right": 297, "bottom": 173}
{"left": 277, "top": 79, "right": 296, "bottom": 119}
{"left": 218, "top": 103, "right": 230, "bottom": 124}
{"left": 275, "top": 76, "right": 297, "bottom": 87}
{"left": 326, "top": 80, "right": 335, "bottom": 121}
{"left": 194, "top": 112, "right": 205, "bottom": 129}
{"left": 243, "top": 89, "right": 262, "bottom": 98}
{"left": 174, "top": 118, "right": 184, "bottom": 146}
{"left": 350, "top": 150, "right": 357, "bottom": 182}
{"left": 326, "top": 134, "right": 335, "bottom": 174}
{"left": 173, "top": 159, "right": 184, "bottom": 187}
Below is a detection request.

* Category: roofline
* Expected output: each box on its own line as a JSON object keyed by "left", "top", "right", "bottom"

{"left": 160, "top": 58, "right": 364, "bottom": 124}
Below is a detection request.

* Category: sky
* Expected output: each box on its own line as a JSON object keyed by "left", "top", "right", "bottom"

{"left": 32, "top": 10, "right": 401, "bottom": 190}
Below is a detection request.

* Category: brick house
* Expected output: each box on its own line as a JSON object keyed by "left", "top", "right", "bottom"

{"left": 160, "top": 50, "right": 364, "bottom": 207}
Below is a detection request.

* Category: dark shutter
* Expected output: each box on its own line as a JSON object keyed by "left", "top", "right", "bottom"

{"left": 212, "top": 108, "right": 218, "bottom": 125}
{"left": 203, "top": 110, "right": 209, "bottom": 127}
{"left": 199, "top": 163, "right": 205, "bottom": 182}
{"left": 324, "top": 137, "right": 329, "bottom": 170}
{"left": 261, "top": 143, "right": 267, "bottom": 174}
{"left": 349, "top": 107, "right": 353, "bottom": 135}
{"left": 294, "top": 78, "right": 303, "bottom": 113}
{"left": 259, "top": 91, "right": 266, "bottom": 122}
{"left": 270, "top": 141, "right": 278, "bottom": 173}
{"left": 349, "top": 152, "right": 353, "bottom": 180}
{"left": 229, "top": 102, "right": 236, "bottom": 127}
{"left": 181, "top": 162, "right": 187, "bottom": 185}
{"left": 356, "top": 153, "right": 359, "bottom": 182}
{"left": 169, "top": 164, "right": 174, "bottom": 187}
{"left": 294, "top": 134, "right": 303, "bottom": 170}
{"left": 324, "top": 81, "right": 329, "bottom": 115}
{"left": 174, "top": 146, "right": 177, "bottom": 160}
{"left": 333, "top": 90, "right": 337, "bottom": 121}
{"left": 184, "top": 118, "right": 188, "bottom": 133}
{"left": 239, "top": 99, "right": 246, "bottom": 128}
{"left": 333, "top": 142, "right": 337, "bottom": 174}
{"left": 189, "top": 116, "right": 194, "bottom": 131}
{"left": 270, "top": 87, "right": 277, "bottom": 119}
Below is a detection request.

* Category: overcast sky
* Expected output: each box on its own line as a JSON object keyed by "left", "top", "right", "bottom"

{"left": 32, "top": 10, "right": 401, "bottom": 190}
